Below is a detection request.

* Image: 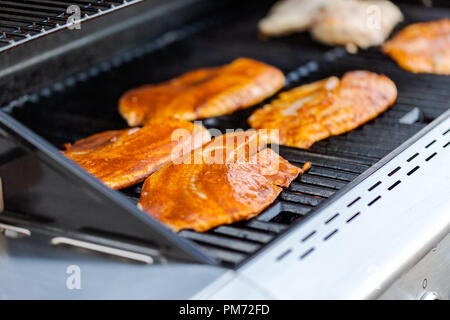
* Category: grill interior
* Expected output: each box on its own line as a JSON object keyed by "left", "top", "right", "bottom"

{"left": 2, "top": 2, "right": 450, "bottom": 267}
{"left": 0, "top": 0, "right": 137, "bottom": 51}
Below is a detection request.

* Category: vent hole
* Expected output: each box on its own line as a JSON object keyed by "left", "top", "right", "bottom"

{"left": 300, "top": 247, "right": 315, "bottom": 260}
{"left": 388, "top": 166, "right": 401, "bottom": 177}
{"left": 271, "top": 211, "right": 303, "bottom": 225}
{"left": 301, "top": 230, "right": 316, "bottom": 242}
{"left": 425, "top": 152, "right": 437, "bottom": 162}
{"left": 444, "top": 141, "right": 450, "bottom": 148}
{"left": 276, "top": 248, "right": 292, "bottom": 261}
{"left": 325, "top": 213, "right": 339, "bottom": 224}
{"left": 407, "top": 166, "right": 420, "bottom": 176}
{"left": 407, "top": 153, "right": 419, "bottom": 162}
{"left": 347, "top": 197, "right": 361, "bottom": 208}
{"left": 388, "top": 180, "right": 401, "bottom": 191}
{"left": 443, "top": 129, "right": 450, "bottom": 136}
{"left": 368, "top": 181, "right": 381, "bottom": 191}
{"left": 323, "top": 229, "right": 338, "bottom": 241}
{"left": 425, "top": 140, "right": 436, "bottom": 148}
{"left": 346, "top": 212, "right": 360, "bottom": 223}
{"left": 368, "top": 195, "right": 381, "bottom": 206}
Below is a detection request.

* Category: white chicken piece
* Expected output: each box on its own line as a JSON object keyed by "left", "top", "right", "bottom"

{"left": 310, "top": 0, "right": 403, "bottom": 49}
{"left": 258, "top": 0, "right": 333, "bottom": 36}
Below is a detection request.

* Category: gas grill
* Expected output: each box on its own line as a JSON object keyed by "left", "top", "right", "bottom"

{"left": 0, "top": 0, "right": 449, "bottom": 299}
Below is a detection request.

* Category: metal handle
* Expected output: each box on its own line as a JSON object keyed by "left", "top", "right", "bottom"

{"left": 420, "top": 291, "right": 441, "bottom": 300}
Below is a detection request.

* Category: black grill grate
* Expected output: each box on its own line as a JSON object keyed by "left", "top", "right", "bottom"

{"left": 0, "top": 0, "right": 139, "bottom": 50}
{"left": 2, "top": 3, "right": 450, "bottom": 267}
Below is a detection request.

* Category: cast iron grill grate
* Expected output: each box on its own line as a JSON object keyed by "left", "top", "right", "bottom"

{"left": 2, "top": 3, "right": 450, "bottom": 267}
{"left": 0, "top": 0, "right": 140, "bottom": 50}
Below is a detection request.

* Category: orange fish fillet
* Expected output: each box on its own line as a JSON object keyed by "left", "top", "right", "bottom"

{"left": 119, "top": 58, "right": 285, "bottom": 126}
{"left": 248, "top": 70, "right": 397, "bottom": 149}
{"left": 382, "top": 18, "right": 450, "bottom": 74}
{"left": 138, "top": 131, "right": 303, "bottom": 232}
{"left": 63, "top": 118, "right": 210, "bottom": 190}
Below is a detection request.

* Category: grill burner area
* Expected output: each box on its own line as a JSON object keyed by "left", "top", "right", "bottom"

{"left": 0, "top": 0, "right": 140, "bottom": 51}
{"left": 3, "top": 3, "right": 450, "bottom": 267}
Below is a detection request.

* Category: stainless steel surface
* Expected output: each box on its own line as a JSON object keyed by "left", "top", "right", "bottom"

{"left": 379, "top": 233, "right": 450, "bottom": 300}
{"left": 0, "top": 233, "right": 228, "bottom": 299}
{"left": 51, "top": 237, "right": 154, "bottom": 264}
{"left": 195, "top": 111, "right": 450, "bottom": 299}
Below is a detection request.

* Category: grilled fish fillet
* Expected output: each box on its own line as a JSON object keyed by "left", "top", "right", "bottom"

{"left": 119, "top": 58, "right": 285, "bottom": 126}
{"left": 248, "top": 71, "right": 397, "bottom": 149}
{"left": 258, "top": 0, "right": 333, "bottom": 36}
{"left": 138, "top": 131, "right": 305, "bottom": 232}
{"left": 310, "top": 0, "right": 403, "bottom": 49}
{"left": 382, "top": 18, "right": 450, "bottom": 75}
{"left": 63, "top": 118, "right": 211, "bottom": 190}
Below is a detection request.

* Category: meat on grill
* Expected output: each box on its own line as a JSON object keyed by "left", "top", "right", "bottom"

{"left": 310, "top": 0, "right": 403, "bottom": 50}
{"left": 119, "top": 58, "right": 285, "bottom": 126}
{"left": 138, "top": 131, "right": 305, "bottom": 232}
{"left": 258, "top": 0, "right": 333, "bottom": 36}
{"left": 248, "top": 70, "right": 397, "bottom": 149}
{"left": 63, "top": 118, "right": 211, "bottom": 190}
{"left": 382, "top": 18, "right": 450, "bottom": 75}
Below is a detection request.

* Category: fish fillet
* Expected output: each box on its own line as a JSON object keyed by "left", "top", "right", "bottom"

{"left": 248, "top": 70, "right": 397, "bottom": 149}
{"left": 382, "top": 18, "right": 450, "bottom": 75}
{"left": 63, "top": 118, "right": 211, "bottom": 190}
{"left": 119, "top": 58, "right": 285, "bottom": 126}
{"left": 138, "top": 131, "right": 304, "bottom": 232}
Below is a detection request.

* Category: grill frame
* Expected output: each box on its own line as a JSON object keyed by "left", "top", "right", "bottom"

{"left": 0, "top": 0, "right": 449, "bottom": 271}
{"left": 0, "top": 0, "right": 145, "bottom": 52}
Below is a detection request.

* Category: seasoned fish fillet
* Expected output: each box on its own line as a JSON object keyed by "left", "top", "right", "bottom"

{"left": 63, "top": 118, "right": 211, "bottom": 190}
{"left": 119, "top": 58, "right": 285, "bottom": 126}
{"left": 138, "top": 131, "right": 305, "bottom": 232}
{"left": 248, "top": 71, "right": 397, "bottom": 149}
{"left": 382, "top": 18, "right": 450, "bottom": 75}
{"left": 258, "top": 0, "right": 333, "bottom": 36}
{"left": 310, "top": 0, "right": 403, "bottom": 49}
